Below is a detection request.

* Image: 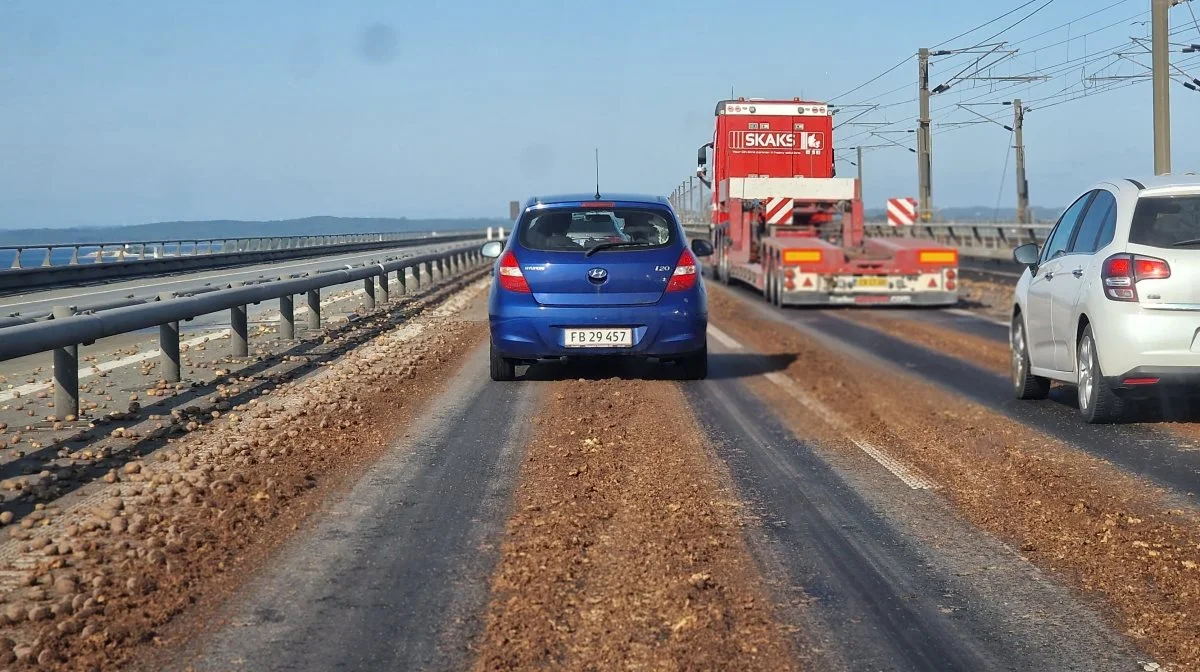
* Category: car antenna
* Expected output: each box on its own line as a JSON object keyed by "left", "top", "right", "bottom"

{"left": 594, "top": 148, "right": 601, "bottom": 199}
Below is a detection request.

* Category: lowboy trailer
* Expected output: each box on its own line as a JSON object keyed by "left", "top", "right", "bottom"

{"left": 696, "top": 97, "right": 960, "bottom": 306}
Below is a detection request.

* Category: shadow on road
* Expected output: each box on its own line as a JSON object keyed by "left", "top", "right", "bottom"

{"left": 519, "top": 352, "right": 797, "bottom": 382}
{"left": 1046, "top": 382, "right": 1200, "bottom": 424}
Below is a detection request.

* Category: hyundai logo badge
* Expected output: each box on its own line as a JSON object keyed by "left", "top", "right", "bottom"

{"left": 587, "top": 267, "right": 608, "bottom": 281}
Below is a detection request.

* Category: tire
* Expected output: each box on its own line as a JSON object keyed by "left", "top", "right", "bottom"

{"left": 489, "top": 343, "right": 516, "bottom": 382}
{"left": 679, "top": 345, "right": 708, "bottom": 380}
{"left": 1076, "top": 324, "right": 1124, "bottom": 423}
{"left": 1010, "top": 314, "right": 1049, "bottom": 400}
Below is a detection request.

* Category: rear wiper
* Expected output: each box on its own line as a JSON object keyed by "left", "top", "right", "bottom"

{"left": 584, "top": 242, "right": 641, "bottom": 257}
{"left": 1173, "top": 238, "right": 1200, "bottom": 247}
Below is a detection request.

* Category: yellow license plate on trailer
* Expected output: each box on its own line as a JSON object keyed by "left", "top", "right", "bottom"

{"left": 855, "top": 277, "right": 888, "bottom": 287}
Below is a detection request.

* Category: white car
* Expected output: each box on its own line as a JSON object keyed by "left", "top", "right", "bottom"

{"left": 1010, "top": 174, "right": 1200, "bottom": 423}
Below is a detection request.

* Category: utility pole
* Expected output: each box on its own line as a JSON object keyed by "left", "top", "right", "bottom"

{"left": 1152, "top": 0, "right": 1172, "bottom": 175}
{"left": 917, "top": 48, "right": 933, "bottom": 222}
{"left": 856, "top": 146, "right": 864, "bottom": 193}
{"left": 1013, "top": 99, "right": 1030, "bottom": 224}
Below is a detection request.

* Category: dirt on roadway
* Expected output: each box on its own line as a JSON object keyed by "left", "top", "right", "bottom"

{"left": 708, "top": 285, "right": 1200, "bottom": 671}
{"left": 471, "top": 376, "right": 802, "bottom": 672}
{"left": 837, "top": 310, "right": 1011, "bottom": 374}
{"left": 0, "top": 280, "right": 489, "bottom": 671}
{"left": 959, "top": 277, "right": 1014, "bottom": 322}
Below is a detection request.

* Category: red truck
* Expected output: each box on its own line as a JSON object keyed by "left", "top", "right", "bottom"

{"left": 696, "top": 97, "right": 959, "bottom": 306}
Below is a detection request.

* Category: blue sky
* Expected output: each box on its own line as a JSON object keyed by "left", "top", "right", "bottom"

{"left": 1, "top": 0, "right": 1198, "bottom": 228}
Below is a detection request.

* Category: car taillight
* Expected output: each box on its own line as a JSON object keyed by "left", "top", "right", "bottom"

{"left": 1101, "top": 253, "right": 1169, "bottom": 301}
{"left": 666, "top": 249, "right": 698, "bottom": 292}
{"left": 497, "top": 250, "right": 530, "bottom": 293}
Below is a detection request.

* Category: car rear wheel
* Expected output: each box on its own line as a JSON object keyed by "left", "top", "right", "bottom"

{"left": 489, "top": 343, "right": 516, "bottom": 382}
{"left": 679, "top": 345, "right": 708, "bottom": 380}
{"left": 1010, "top": 314, "right": 1049, "bottom": 400}
{"left": 1077, "top": 325, "right": 1124, "bottom": 423}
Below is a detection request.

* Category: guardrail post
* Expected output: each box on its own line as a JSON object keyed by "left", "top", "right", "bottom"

{"left": 306, "top": 289, "right": 321, "bottom": 329}
{"left": 41, "top": 248, "right": 52, "bottom": 267}
{"left": 231, "top": 304, "right": 249, "bottom": 357}
{"left": 52, "top": 306, "right": 79, "bottom": 420}
{"left": 157, "top": 292, "right": 182, "bottom": 383}
{"left": 397, "top": 268, "right": 408, "bottom": 295}
{"left": 10, "top": 248, "right": 22, "bottom": 269}
{"left": 363, "top": 277, "right": 376, "bottom": 310}
{"left": 69, "top": 246, "right": 79, "bottom": 265}
{"left": 378, "top": 272, "right": 389, "bottom": 304}
{"left": 279, "top": 295, "right": 295, "bottom": 339}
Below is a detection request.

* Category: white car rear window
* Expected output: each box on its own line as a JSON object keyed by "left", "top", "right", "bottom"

{"left": 1130, "top": 195, "right": 1200, "bottom": 248}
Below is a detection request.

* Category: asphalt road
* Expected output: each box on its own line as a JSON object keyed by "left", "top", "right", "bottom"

{"left": 174, "top": 294, "right": 1141, "bottom": 671}
{"left": 186, "top": 342, "right": 540, "bottom": 672}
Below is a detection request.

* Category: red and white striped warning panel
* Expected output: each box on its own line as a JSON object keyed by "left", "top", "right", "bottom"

{"left": 763, "top": 197, "right": 793, "bottom": 225}
{"left": 887, "top": 197, "right": 918, "bottom": 226}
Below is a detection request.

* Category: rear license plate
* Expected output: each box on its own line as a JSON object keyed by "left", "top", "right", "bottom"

{"left": 855, "top": 277, "right": 888, "bottom": 287}
{"left": 563, "top": 328, "right": 633, "bottom": 348}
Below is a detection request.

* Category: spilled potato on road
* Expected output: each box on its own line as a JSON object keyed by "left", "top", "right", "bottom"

{"left": 471, "top": 376, "right": 803, "bottom": 671}
{"left": 0, "top": 279, "right": 490, "bottom": 671}
{"left": 707, "top": 284, "right": 1200, "bottom": 671}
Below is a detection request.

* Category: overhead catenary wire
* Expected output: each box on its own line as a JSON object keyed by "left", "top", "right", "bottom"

{"left": 833, "top": 0, "right": 1066, "bottom": 104}
{"left": 837, "top": 1, "right": 1150, "bottom": 120}
{"left": 994, "top": 129, "right": 1015, "bottom": 221}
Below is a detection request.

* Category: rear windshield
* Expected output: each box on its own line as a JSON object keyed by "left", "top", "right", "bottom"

{"left": 518, "top": 207, "right": 677, "bottom": 252}
{"left": 1129, "top": 195, "right": 1200, "bottom": 248}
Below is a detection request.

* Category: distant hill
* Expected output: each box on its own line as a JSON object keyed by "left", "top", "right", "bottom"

{"left": 0, "top": 216, "right": 510, "bottom": 246}
{"left": 865, "top": 205, "right": 1062, "bottom": 224}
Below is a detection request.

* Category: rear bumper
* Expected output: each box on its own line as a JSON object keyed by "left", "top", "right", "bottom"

{"left": 488, "top": 290, "right": 707, "bottom": 360}
{"left": 1105, "top": 366, "right": 1200, "bottom": 392}
{"left": 1093, "top": 307, "right": 1200, "bottom": 377}
{"left": 781, "top": 290, "right": 959, "bottom": 307}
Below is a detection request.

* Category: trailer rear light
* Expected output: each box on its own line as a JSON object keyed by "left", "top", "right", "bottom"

{"left": 920, "top": 250, "right": 958, "bottom": 264}
{"left": 945, "top": 269, "right": 956, "bottom": 280}
{"left": 497, "top": 250, "right": 531, "bottom": 293}
{"left": 666, "top": 249, "right": 698, "bottom": 292}
{"left": 946, "top": 280, "right": 956, "bottom": 290}
{"left": 1102, "top": 253, "right": 1170, "bottom": 301}
{"left": 784, "top": 268, "right": 796, "bottom": 279}
{"left": 783, "top": 250, "right": 822, "bottom": 263}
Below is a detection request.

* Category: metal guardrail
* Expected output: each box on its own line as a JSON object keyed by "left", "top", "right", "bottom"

{"left": 0, "top": 231, "right": 485, "bottom": 294}
{"left": 2, "top": 231, "right": 435, "bottom": 269}
{"left": 864, "top": 222, "right": 1052, "bottom": 260}
{"left": 680, "top": 218, "right": 1053, "bottom": 261}
{"left": 0, "top": 240, "right": 487, "bottom": 421}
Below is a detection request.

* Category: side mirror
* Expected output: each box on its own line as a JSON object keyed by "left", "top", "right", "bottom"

{"left": 696, "top": 146, "right": 707, "bottom": 178}
{"left": 1013, "top": 242, "right": 1039, "bottom": 271}
{"left": 481, "top": 240, "right": 504, "bottom": 258}
{"left": 691, "top": 238, "right": 714, "bottom": 257}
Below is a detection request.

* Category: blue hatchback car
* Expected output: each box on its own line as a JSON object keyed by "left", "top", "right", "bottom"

{"left": 481, "top": 193, "right": 713, "bottom": 381}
